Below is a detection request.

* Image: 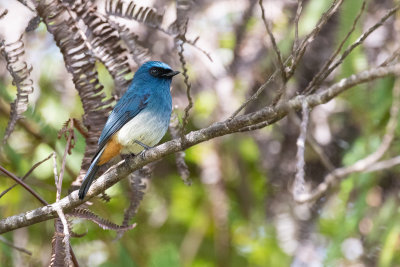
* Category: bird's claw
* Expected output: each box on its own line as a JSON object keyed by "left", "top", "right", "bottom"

{"left": 134, "top": 140, "right": 152, "bottom": 150}
{"left": 138, "top": 149, "right": 146, "bottom": 160}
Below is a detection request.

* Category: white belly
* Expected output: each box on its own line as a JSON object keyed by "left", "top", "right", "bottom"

{"left": 116, "top": 109, "right": 169, "bottom": 155}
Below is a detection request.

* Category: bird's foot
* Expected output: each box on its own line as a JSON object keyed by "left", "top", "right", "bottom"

{"left": 134, "top": 140, "right": 153, "bottom": 160}
{"left": 134, "top": 140, "right": 152, "bottom": 150}
{"left": 138, "top": 150, "right": 147, "bottom": 160}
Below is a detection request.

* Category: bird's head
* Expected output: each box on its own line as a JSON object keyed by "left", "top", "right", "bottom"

{"left": 133, "top": 61, "right": 180, "bottom": 83}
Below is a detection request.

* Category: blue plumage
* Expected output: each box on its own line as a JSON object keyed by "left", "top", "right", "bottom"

{"left": 78, "top": 61, "right": 179, "bottom": 199}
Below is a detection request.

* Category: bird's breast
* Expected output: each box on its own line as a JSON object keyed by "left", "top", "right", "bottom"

{"left": 116, "top": 106, "right": 171, "bottom": 155}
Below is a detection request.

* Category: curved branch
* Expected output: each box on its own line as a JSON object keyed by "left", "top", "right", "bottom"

{"left": 0, "top": 64, "right": 399, "bottom": 234}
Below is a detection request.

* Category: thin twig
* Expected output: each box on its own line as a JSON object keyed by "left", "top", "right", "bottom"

{"left": 289, "top": 112, "right": 335, "bottom": 171}
{"left": 53, "top": 120, "right": 75, "bottom": 266}
{"left": 364, "top": 156, "right": 400, "bottom": 173}
{"left": 230, "top": 0, "right": 257, "bottom": 74}
{"left": 307, "top": 3, "right": 400, "bottom": 94}
{"left": 304, "top": 1, "right": 366, "bottom": 94}
{"left": 230, "top": 0, "right": 344, "bottom": 119}
{"left": 57, "top": 121, "right": 74, "bottom": 199}
{"left": 229, "top": 69, "right": 280, "bottom": 119}
{"left": 177, "top": 22, "right": 193, "bottom": 142}
{"left": 293, "top": 100, "right": 310, "bottom": 200}
{"left": 52, "top": 153, "right": 59, "bottom": 198}
{"left": 259, "top": 0, "right": 286, "bottom": 82}
{"left": 0, "top": 165, "right": 48, "bottom": 205}
{"left": 380, "top": 46, "right": 400, "bottom": 67}
{"left": 0, "top": 153, "right": 53, "bottom": 198}
{"left": 292, "top": 0, "right": 303, "bottom": 55}
{"left": 0, "top": 236, "right": 32, "bottom": 256}
{"left": 288, "top": 0, "right": 344, "bottom": 77}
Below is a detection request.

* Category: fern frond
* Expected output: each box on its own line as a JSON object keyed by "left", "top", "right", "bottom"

{"left": 105, "top": 0, "right": 164, "bottom": 29}
{"left": 36, "top": 0, "right": 111, "bottom": 175}
{"left": 0, "top": 35, "right": 34, "bottom": 144}
{"left": 49, "top": 219, "right": 67, "bottom": 267}
{"left": 116, "top": 166, "right": 150, "bottom": 239}
{"left": 70, "top": 208, "right": 136, "bottom": 231}
{"left": 67, "top": 0, "right": 132, "bottom": 96}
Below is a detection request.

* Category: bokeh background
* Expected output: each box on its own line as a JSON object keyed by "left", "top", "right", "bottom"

{"left": 1, "top": 0, "right": 400, "bottom": 266}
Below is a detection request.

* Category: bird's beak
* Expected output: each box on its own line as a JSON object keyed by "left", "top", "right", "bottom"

{"left": 162, "top": 70, "right": 180, "bottom": 77}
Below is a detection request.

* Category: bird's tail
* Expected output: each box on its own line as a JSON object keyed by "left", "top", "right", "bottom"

{"left": 78, "top": 147, "right": 105, "bottom": 199}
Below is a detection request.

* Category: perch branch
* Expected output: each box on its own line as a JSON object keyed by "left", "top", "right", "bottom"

{"left": 0, "top": 64, "right": 399, "bottom": 233}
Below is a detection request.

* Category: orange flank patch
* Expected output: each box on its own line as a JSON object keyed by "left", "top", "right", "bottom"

{"left": 98, "top": 137, "right": 122, "bottom": 165}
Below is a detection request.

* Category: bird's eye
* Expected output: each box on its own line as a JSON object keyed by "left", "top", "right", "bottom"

{"left": 149, "top": 67, "right": 159, "bottom": 77}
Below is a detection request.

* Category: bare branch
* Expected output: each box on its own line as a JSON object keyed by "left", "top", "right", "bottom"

{"left": 364, "top": 156, "right": 400, "bottom": 173}
{"left": 296, "top": 78, "right": 400, "bottom": 203}
{"left": 0, "top": 236, "right": 32, "bottom": 256}
{"left": 290, "top": 113, "right": 335, "bottom": 171}
{"left": 52, "top": 123, "right": 77, "bottom": 267}
{"left": 292, "top": 0, "right": 303, "bottom": 54}
{"left": 259, "top": 0, "right": 286, "bottom": 81}
{"left": 229, "top": 69, "right": 280, "bottom": 119}
{"left": 380, "top": 46, "right": 400, "bottom": 67}
{"left": 0, "top": 64, "right": 399, "bottom": 233}
{"left": 288, "top": 0, "right": 344, "bottom": 77}
{"left": 230, "top": 0, "right": 344, "bottom": 119}
{"left": 56, "top": 120, "right": 75, "bottom": 200}
{"left": 293, "top": 100, "right": 310, "bottom": 201}
{"left": 306, "top": 3, "right": 400, "bottom": 94}
{"left": 0, "top": 165, "right": 48, "bottom": 205}
{"left": 177, "top": 23, "right": 193, "bottom": 141}
{"left": 0, "top": 153, "right": 53, "bottom": 199}
{"left": 304, "top": 1, "right": 366, "bottom": 94}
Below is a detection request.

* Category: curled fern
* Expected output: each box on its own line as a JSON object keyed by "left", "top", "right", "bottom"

{"left": 70, "top": 208, "right": 136, "bottom": 231}
{"left": 0, "top": 35, "right": 34, "bottom": 144}
{"left": 105, "top": 0, "right": 164, "bottom": 28}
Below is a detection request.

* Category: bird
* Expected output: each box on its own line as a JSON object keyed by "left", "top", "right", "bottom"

{"left": 78, "top": 61, "right": 179, "bottom": 199}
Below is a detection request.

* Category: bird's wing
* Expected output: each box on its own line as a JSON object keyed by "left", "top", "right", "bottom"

{"left": 96, "top": 93, "right": 151, "bottom": 155}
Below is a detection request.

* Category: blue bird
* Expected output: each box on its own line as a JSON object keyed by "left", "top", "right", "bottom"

{"left": 78, "top": 61, "right": 179, "bottom": 199}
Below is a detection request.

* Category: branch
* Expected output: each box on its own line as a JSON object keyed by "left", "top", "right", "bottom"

{"left": 229, "top": 0, "right": 344, "bottom": 118}
{"left": 178, "top": 34, "right": 193, "bottom": 141}
{"left": 0, "top": 153, "right": 53, "bottom": 199}
{"left": 0, "top": 236, "right": 32, "bottom": 256}
{"left": 0, "top": 165, "right": 48, "bottom": 205}
{"left": 295, "top": 78, "right": 400, "bottom": 203}
{"left": 303, "top": 0, "right": 366, "bottom": 94}
{"left": 305, "top": 3, "right": 399, "bottom": 94}
{"left": 292, "top": 100, "right": 310, "bottom": 199}
{"left": 1, "top": 64, "right": 399, "bottom": 233}
{"left": 292, "top": 0, "right": 303, "bottom": 54}
{"left": 259, "top": 0, "right": 286, "bottom": 81}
